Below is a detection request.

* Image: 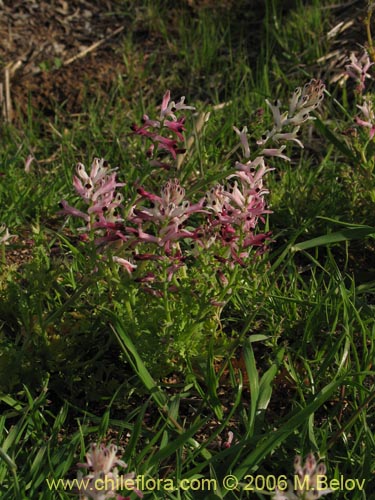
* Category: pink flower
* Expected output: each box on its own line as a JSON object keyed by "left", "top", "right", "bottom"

{"left": 112, "top": 256, "right": 137, "bottom": 274}
{"left": 133, "top": 179, "right": 204, "bottom": 249}
{"left": 233, "top": 126, "right": 251, "bottom": 158}
{"left": 78, "top": 444, "right": 126, "bottom": 475}
{"left": 266, "top": 98, "right": 287, "bottom": 130}
{"left": 203, "top": 184, "right": 229, "bottom": 214}
{"left": 258, "top": 80, "right": 325, "bottom": 147}
{"left": 153, "top": 135, "right": 179, "bottom": 158}
{"left": 234, "top": 158, "right": 273, "bottom": 190}
{"left": 356, "top": 97, "right": 375, "bottom": 139}
{"left": 356, "top": 117, "right": 375, "bottom": 139}
{"left": 88, "top": 192, "right": 123, "bottom": 216}
{"left": 199, "top": 150, "right": 273, "bottom": 265}
{"left": 160, "top": 89, "right": 172, "bottom": 119}
{"left": 58, "top": 200, "right": 90, "bottom": 222}
{"left": 135, "top": 179, "right": 198, "bottom": 224}
{"left": 160, "top": 90, "right": 195, "bottom": 121}
{"left": 222, "top": 431, "right": 234, "bottom": 449}
{"left": 24, "top": 154, "right": 34, "bottom": 173}
{"left": 288, "top": 79, "right": 325, "bottom": 117}
{"left": 346, "top": 50, "right": 373, "bottom": 93}
{"left": 61, "top": 158, "right": 126, "bottom": 242}
{"left": 73, "top": 159, "right": 124, "bottom": 203}
{"left": 136, "top": 228, "right": 161, "bottom": 245}
{"left": 141, "top": 114, "right": 161, "bottom": 129}
{"left": 130, "top": 115, "right": 161, "bottom": 137}
{"left": 272, "top": 127, "right": 303, "bottom": 148}
{"left": 243, "top": 231, "right": 272, "bottom": 249}
{"left": 132, "top": 91, "right": 194, "bottom": 170}
{"left": 260, "top": 145, "right": 291, "bottom": 161}
{"left": 164, "top": 116, "right": 186, "bottom": 141}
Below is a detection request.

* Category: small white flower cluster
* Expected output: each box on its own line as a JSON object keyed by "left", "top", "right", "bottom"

{"left": 77, "top": 442, "right": 143, "bottom": 500}
{"left": 273, "top": 453, "right": 332, "bottom": 500}
{"left": 346, "top": 50, "right": 373, "bottom": 94}
{"left": 234, "top": 79, "right": 325, "bottom": 163}
{"left": 0, "top": 223, "right": 15, "bottom": 245}
{"left": 259, "top": 79, "right": 325, "bottom": 153}
{"left": 345, "top": 50, "right": 375, "bottom": 138}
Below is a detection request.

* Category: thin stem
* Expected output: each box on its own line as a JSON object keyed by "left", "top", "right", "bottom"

{"left": 365, "top": 4, "right": 375, "bottom": 63}
{"left": 162, "top": 262, "right": 172, "bottom": 324}
{"left": 0, "top": 244, "right": 5, "bottom": 266}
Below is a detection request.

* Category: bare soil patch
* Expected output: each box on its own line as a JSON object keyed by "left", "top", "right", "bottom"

{"left": 0, "top": 0, "right": 130, "bottom": 119}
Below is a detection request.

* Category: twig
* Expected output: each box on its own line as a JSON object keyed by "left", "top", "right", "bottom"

{"left": 63, "top": 25, "right": 125, "bottom": 67}
{"left": 176, "top": 102, "right": 231, "bottom": 170}
{"left": 176, "top": 111, "right": 210, "bottom": 170}
{"left": 5, "top": 66, "right": 12, "bottom": 122}
{"left": 1, "top": 61, "right": 22, "bottom": 122}
{"left": 365, "top": 2, "right": 375, "bottom": 63}
{"left": 0, "top": 82, "right": 4, "bottom": 120}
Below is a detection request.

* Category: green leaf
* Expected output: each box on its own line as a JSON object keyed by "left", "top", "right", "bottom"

{"left": 150, "top": 417, "right": 207, "bottom": 464}
{"left": 231, "top": 377, "right": 345, "bottom": 483}
{"left": 258, "top": 361, "right": 279, "bottom": 411}
{"left": 0, "top": 446, "right": 17, "bottom": 471}
{"left": 206, "top": 341, "right": 224, "bottom": 421}
{"left": 314, "top": 117, "right": 357, "bottom": 162}
{"left": 292, "top": 226, "right": 375, "bottom": 251}
{"left": 111, "top": 321, "right": 167, "bottom": 409}
{"left": 243, "top": 340, "right": 259, "bottom": 435}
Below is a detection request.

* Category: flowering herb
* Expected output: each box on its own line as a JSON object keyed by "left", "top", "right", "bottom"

{"left": 131, "top": 90, "right": 195, "bottom": 169}
{"left": 346, "top": 50, "right": 373, "bottom": 94}
{"left": 273, "top": 453, "right": 332, "bottom": 500}
{"left": 60, "top": 84, "right": 324, "bottom": 277}
{"left": 59, "top": 83, "right": 324, "bottom": 372}
{"left": 77, "top": 443, "right": 143, "bottom": 500}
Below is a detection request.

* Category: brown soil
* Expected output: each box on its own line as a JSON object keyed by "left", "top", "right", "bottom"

{"left": 0, "top": 0, "right": 132, "bottom": 119}
{"left": 0, "top": 0, "right": 239, "bottom": 122}
{"left": 0, "top": 0, "right": 367, "bottom": 123}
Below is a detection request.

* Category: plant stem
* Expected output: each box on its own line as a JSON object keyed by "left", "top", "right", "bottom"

{"left": 365, "top": 3, "right": 375, "bottom": 63}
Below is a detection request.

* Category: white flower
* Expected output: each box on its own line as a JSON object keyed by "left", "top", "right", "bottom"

{"left": 233, "top": 125, "right": 251, "bottom": 158}
{"left": 0, "top": 224, "right": 16, "bottom": 245}
{"left": 77, "top": 442, "right": 143, "bottom": 499}
{"left": 272, "top": 453, "right": 332, "bottom": 500}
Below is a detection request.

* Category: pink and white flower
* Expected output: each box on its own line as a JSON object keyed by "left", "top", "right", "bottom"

{"left": 346, "top": 50, "right": 373, "bottom": 93}
{"left": 356, "top": 96, "right": 375, "bottom": 139}
{"left": 272, "top": 453, "right": 332, "bottom": 500}
{"left": 77, "top": 442, "right": 143, "bottom": 500}
{"left": 0, "top": 224, "right": 16, "bottom": 245}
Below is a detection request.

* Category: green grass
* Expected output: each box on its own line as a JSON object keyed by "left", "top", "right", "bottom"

{"left": 1, "top": 0, "right": 375, "bottom": 498}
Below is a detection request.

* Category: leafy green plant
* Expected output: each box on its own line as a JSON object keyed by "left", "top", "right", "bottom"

{"left": 1, "top": 2, "right": 375, "bottom": 499}
{"left": 57, "top": 80, "right": 325, "bottom": 376}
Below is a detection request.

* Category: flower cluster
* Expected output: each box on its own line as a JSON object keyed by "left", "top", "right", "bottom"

{"left": 272, "top": 453, "right": 332, "bottom": 500}
{"left": 346, "top": 50, "right": 375, "bottom": 139}
{"left": 133, "top": 179, "right": 204, "bottom": 251}
{"left": 77, "top": 442, "right": 143, "bottom": 500}
{"left": 59, "top": 158, "right": 125, "bottom": 235}
{"left": 60, "top": 156, "right": 271, "bottom": 277}
{"left": 60, "top": 83, "right": 324, "bottom": 280}
{"left": 256, "top": 79, "right": 325, "bottom": 155}
{"left": 197, "top": 160, "right": 272, "bottom": 266}
{"left": 356, "top": 96, "right": 375, "bottom": 139}
{"left": 346, "top": 50, "right": 373, "bottom": 94}
{"left": 131, "top": 89, "right": 195, "bottom": 169}
{"left": 216, "top": 79, "right": 325, "bottom": 262}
